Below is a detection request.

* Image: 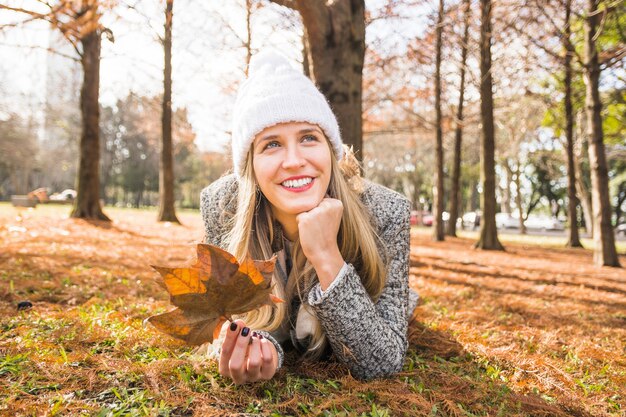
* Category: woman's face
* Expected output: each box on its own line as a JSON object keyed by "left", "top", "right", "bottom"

{"left": 252, "top": 122, "right": 332, "bottom": 222}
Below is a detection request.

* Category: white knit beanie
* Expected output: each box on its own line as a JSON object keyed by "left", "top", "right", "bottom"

{"left": 231, "top": 50, "right": 343, "bottom": 177}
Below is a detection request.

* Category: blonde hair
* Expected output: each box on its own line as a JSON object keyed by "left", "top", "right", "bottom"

{"left": 224, "top": 140, "right": 387, "bottom": 360}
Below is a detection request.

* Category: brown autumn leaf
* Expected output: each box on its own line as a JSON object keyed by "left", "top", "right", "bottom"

{"left": 147, "top": 243, "right": 283, "bottom": 346}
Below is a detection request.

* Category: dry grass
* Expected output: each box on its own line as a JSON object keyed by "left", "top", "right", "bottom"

{"left": 0, "top": 203, "right": 624, "bottom": 416}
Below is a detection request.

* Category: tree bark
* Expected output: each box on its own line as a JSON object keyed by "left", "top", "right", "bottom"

{"left": 583, "top": 0, "right": 620, "bottom": 267}
{"left": 433, "top": 0, "right": 445, "bottom": 242}
{"left": 158, "top": 0, "right": 180, "bottom": 224}
{"left": 447, "top": 0, "right": 470, "bottom": 237}
{"left": 71, "top": 30, "right": 110, "bottom": 221}
{"left": 295, "top": 0, "right": 365, "bottom": 160}
{"left": 564, "top": 0, "right": 582, "bottom": 248}
{"left": 475, "top": 0, "right": 503, "bottom": 250}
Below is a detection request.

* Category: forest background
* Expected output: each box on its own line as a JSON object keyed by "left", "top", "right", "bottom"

{"left": 1, "top": 0, "right": 625, "bottom": 263}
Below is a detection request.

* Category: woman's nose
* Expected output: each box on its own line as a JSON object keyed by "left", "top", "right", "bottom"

{"left": 282, "top": 145, "right": 306, "bottom": 169}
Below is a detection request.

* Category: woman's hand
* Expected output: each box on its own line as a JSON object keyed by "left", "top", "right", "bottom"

{"left": 218, "top": 320, "right": 278, "bottom": 384}
{"left": 296, "top": 197, "right": 345, "bottom": 290}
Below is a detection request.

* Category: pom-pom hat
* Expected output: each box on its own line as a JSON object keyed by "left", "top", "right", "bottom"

{"left": 231, "top": 50, "right": 343, "bottom": 177}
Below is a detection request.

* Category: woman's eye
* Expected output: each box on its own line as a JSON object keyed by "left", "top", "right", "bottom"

{"left": 302, "top": 134, "right": 318, "bottom": 143}
{"left": 264, "top": 141, "right": 280, "bottom": 150}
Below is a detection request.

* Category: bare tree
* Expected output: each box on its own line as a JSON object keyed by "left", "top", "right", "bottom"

{"left": 158, "top": 0, "right": 180, "bottom": 223}
{"left": 269, "top": 0, "right": 365, "bottom": 159}
{"left": 447, "top": 0, "right": 471, "bottom": 237}
{"left": 563, "top": 0, "right": 583, "bottom": 247}
{"left": 433, "top": 0, "right": 445, "bottom": 241}
{"left": 1, "top": 1, "right": 113, "bottom": 220}
{"left": 475, "top": 0, "right": 503, "bottom": 250}
{"left": 583, "top": 0, "right": 620, "bottom": 267}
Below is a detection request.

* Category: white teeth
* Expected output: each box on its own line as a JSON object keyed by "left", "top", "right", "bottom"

{"left": 282, "top": 177, "right": 313, "bottom": 188}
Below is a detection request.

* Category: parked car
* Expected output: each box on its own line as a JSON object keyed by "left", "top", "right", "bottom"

{"left": 495, "top": 213, "right": 520, "bottom": 229}
{"left": 421, "top": 211, "right": 449, "bottom": 227}
{"left": 461, "top": 211, "right": 481, "bottom": 230}
{"left": 49, "top": 189, "right": 77, "bottom": 202}
{"left": 524, "top": 215, "right": 565, "bottom": 231}
{"left": 617, "top": 223, "right": 626, "bottom": 237}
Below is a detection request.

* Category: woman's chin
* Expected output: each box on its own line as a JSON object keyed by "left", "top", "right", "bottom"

{"left": 284, "top": 201, "right": 321, "bottom": 215}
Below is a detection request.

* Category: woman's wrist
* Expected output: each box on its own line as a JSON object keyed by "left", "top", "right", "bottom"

{"left": 309, "top": 248, "right": 345, "bottom": 291}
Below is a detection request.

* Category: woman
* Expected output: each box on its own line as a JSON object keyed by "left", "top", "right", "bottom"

{"left": 200, "top": 50, "right": 419, "bottom": 384}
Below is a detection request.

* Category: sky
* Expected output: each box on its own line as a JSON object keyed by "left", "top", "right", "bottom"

{"left": 0, "top": 0, "right": 429, "bottom": 153}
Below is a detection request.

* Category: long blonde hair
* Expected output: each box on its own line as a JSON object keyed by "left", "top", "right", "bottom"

{"left": 224, "top": 140, "right": 387, "bottom": 359}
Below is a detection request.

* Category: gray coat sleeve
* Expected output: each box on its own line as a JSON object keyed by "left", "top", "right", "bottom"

{"left": 307, "top": 194, "right": 411, "bottom": 380}
{"left": 199, "top": 175, "right": 285, "bottom": 369}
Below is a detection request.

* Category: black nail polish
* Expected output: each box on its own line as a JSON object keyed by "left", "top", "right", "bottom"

{"left": 230, "top": 322, "right": 238, "bottom": 332}
{"left": 258, "top": 334, "right": 263, "bottom": 340}
{"left": 252, "top": 331, "right": 258, "bottom": 338}
{"left": 241, "top": 327, "right": 250, "bottom": 337}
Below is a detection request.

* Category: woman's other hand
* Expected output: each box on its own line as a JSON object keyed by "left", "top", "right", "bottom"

{"left": 218, "top": 320, "right": 278, "bottom": 384}
{"left": 296, "top": 197, "right": 345, "bottom": 290}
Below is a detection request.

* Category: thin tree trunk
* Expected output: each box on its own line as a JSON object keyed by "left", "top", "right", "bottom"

{"left": 296, "top": 0, "right": 365, "bottom": 160}
{"left": 583, "top": 0, "right": 620, "bottom": 267}
{"left": 575, "top": 110, "right": 593, "bottom": 236}
{"left": 158, "top": 0, "right": 180, "bottom": 224}
{"left": 513, "top": 161, "right": 527, "bottom": 234}
{"left": 475, "top": 0, "right": 503, "bottom": 250}
{"left": 433, "top": 0, "right": 445, "bottom": 242}
{"left": 71, "top": 30, "right": 110, "bottom": 221}
{"left": 302, "top": 32, "right": 310, "bottom": 78}
{"left": 245, "top": 0, "right": 252, "bottom": 76}
{"left": 564, "top": 0, "right": 582, "bottom": 248}
{"left": 500, "top": 165, "right": 511, "bottom": 214}
{"left": 447, "top": 0, "right": 470, "bottom": 238}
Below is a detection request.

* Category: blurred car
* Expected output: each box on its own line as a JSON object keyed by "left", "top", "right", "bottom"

{"left": 495, "top": 213, "right": 520, "bottom": 229}
{"left": 461, "top": 211, "right": 480, "bottom": 230}
{"left": 49, "top": 189, "right": 77, "bottom": 202}
{"left": 617, "top": 223, "right": 626, "bottom": 237}
{"left": 524, "top": 215, "right": 565, "bottom": 231}
{"left": 421, "top": 211, "right": 449, "bottom": 227}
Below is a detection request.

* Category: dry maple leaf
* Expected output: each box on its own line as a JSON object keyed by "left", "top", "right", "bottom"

{"left": 147, "top": 243, "right": 283, "bottom": 346}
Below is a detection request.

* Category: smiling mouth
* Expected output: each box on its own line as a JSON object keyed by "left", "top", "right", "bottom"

{"left": 281, "top": 177, "right": 314, "bottom": 189}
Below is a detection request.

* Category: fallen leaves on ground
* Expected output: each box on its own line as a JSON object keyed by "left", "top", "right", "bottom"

{"left": 0, "top": 204, "right": 624, "bottom": 416}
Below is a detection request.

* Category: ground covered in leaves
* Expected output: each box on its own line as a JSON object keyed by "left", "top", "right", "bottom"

{"left": 1, "top": 203, "right": 624, "bottom": 416}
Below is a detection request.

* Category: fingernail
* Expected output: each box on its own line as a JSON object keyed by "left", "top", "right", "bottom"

{"left": 258, "top": 334, "right": 263, "bottom": 339}
{"left": 252, "top": 331, "right": 258, "bottom": 338}
{"left": 229, "top": 322, "right": 238, "bottom": 332}
{"left": 241, "top": 327, "right": 250, "bottom": 337}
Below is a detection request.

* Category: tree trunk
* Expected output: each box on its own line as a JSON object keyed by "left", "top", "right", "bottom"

{"left": 575, "top": 110, "right": 593, "bottom": 236}
{"left": 433, "top": 0, "right": 445, "bottom": 242}
{"left": 158, "top": 0, "right": 180, "bottom": 224}
{"left": 447, "top": 0, "right": 470, "bottom": 238}
{"left": 475, "top": 0, "right": 503, "bottom": 250}
{"left": 583, "top": 0, "right": 620, "bottom": 267}
{"left": 500, "top": 165, "right": 511, "bottom": 214}
{"left": 245, "top": 0, "right": 252, "bottom": 76}
{"left": 296, "top": 0, "right": 365, "bottom": 160}
{"left": 513, "top": 161, "right": 527, "bottom": 234}
{"left": 564, "top": 0, "right": 582, "bottom": 248}
{"left": 71, "top": 30, "right": 110, "bottom": 221}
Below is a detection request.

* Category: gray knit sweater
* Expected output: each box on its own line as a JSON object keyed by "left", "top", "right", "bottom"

{"left": 200, "top": 174, "right": 418, "bottom": 380}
